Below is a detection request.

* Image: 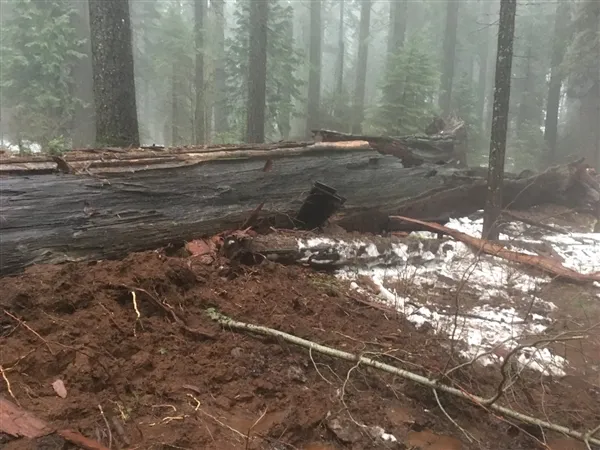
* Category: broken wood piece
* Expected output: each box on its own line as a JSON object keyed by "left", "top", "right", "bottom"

{"left": 295, "top": 182, "right": 346, "bottom": 230}
{"left": 0, "top": 397, "right": 110, "bottom": 449}
{"left": 0, "top": 396, "right": 53, "bottom": 438}
{"left": 314, "top": 116, "right": 468, "bottom": 168}
{"left": 389, "top": 216, "right": 600, "bottom": 283}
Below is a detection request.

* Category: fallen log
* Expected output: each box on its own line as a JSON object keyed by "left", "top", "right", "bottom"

{"left": 314, "top": 115, "right": 468, "bottom": 167}
{"left": 0, "top": 139, "right": 597, "bottom": 275}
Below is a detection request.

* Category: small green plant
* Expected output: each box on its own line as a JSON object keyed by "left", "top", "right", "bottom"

{"left": 46, "top": 136, "right": 69, "bottom": 155}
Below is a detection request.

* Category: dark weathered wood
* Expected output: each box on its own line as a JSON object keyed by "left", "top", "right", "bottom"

{"left": 1, "top": 144, "right": 597, "bottom": 275}
{"left": 314, "top": 117, "right": 467, "bottom": 167}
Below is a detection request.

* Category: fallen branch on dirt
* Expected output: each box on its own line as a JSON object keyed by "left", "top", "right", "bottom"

{"left": 389, "top": 216, "right": 600, "bottom": 283}
{"left": 110, "top": 284, "right": 216, "bottom": 340}
{"left": 206, "top": 309, "right": 600, "bottom": 447}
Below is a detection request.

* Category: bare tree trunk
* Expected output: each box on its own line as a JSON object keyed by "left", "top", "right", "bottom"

{"left": 544, "top": 2, "right": 570, "bottom": 166}
{"left": 476, "top": 0, "right": 492, "bottom": 131}
{"left": 212, "top": 0, "right": 229, "bottom": 135}
{"left": 482, "top": 0, "right": 517, "bottom": 240}
{"left": 171, "top": 68, "right": 179, "bottom": 146}
{"left": 516, "top": 45, "right": 533, "bottom": 140}
{"left": 351, "top": 0, "right": 371, "bottom": 134}
{"left": 71, "top": 0, "right": 95, "bottom": 147}
{"left": 387, "top": 0, "right": 406, "bottom": 56}
{"left": 439, "top": 0, "right": 460, "bottom": 116}
{"left": 334, "top": 0, "right": 345, "bottom": 119}
{"left": 194, "top": 0, "right": 206, "bottom": 144}
{"left": 88, "top": 0, "right": 139, "bottom": 147}
{"left": 246, "top": 0, "right": 268, "bottom": 143}
{"left": 306, "top": 0, "right": 322, "bottom": 137}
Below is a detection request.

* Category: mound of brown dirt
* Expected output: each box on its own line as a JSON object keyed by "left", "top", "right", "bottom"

{"left": 0, "top": 251, "right": 596, "bottom": 449}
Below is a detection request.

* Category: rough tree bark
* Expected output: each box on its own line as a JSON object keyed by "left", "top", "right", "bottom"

{"left": 482, "top": 0, "right": 517, "bottom": 240}
{"left": 306, "top": 0, "right": 322, "bottom": 138}
{"left": 88, "top": 0, "right": 139, "bottom": 147}
{"left": 351, "top": 0, "right": 371, "bottom": 134}
{"left": 212, "top": 0, "right": 229, "bottom": 135}
{"left": 194, "top": 0, "right": 206, "bottom": 144}
{"left": 544, "top": 1, "right": 570, "bottom": 165}
{"left": 439, "top": 0, "right": 460, "bottom": 116}
{"left": 2, "top": 144, "right": 595, "bottom": 275}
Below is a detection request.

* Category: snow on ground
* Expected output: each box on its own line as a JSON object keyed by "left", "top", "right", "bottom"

{"left": 297, "top": 217, "right": 600, "bottom": 377}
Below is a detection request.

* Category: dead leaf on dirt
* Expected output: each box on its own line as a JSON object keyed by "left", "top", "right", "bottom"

{"left": 52, "top": 379, "right": 67, "bottom": 398}
{"left": 390, "top": 215, "right": 600, "bottom": 283}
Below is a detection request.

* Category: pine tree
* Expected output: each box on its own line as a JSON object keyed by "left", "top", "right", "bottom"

{"left": 373, "top": 34, "right": 439, "bottom": 136}
{"left": 1, "top": 0, "right": 86, "bottom": 152}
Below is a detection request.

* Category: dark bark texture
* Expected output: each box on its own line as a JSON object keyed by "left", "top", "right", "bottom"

{"left": 2, "top": 142, "right": 596, "bottom": 275}
{"left": 482, "top": 0, "right": 517, "bottom": 239}
{"left": 88, "top": 0, "right": 140, "bottom": 147}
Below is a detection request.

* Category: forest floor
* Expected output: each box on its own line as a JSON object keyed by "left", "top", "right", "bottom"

{"left": 1, "top": 206, "right": 600, "bottom": 450}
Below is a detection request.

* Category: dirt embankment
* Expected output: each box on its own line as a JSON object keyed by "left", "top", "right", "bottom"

{"left": 0, "top": 250, "right": 598, "bottom": 449}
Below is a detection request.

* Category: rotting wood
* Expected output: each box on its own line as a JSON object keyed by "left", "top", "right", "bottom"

{"left": 205, "top": 310, "right": 600, "bottom": 448}
{"left": 0, "top": 140, "right": 372, "bottom": 175}
{"left": 0, "top": 397, "right": 110, "bottom": 450}
{"left": 314, "top": 116, "right": 468, "bottom": 168}
{"left": 1, "top": 141, "right": 597, "bottom": 275}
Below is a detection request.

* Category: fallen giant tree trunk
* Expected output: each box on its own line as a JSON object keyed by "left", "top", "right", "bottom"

{"left": 0, "top": 140, "right": 597, "bottom": 275}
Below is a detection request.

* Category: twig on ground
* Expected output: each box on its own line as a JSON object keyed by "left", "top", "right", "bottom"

{"left": 0, "top": 364, "right": 19, "bottom": 406}
{"left": 112, "top": 284, "right": 215, "bottom": 340}
{"left": 246, "top": 408, "right": 268, "bottom": 450}
{"left": 196, "top": 406, "right": 246, "bottom": 441}
{"left": 309, "top": 347, "right": 333, "bottom": 385}
{"left": 584, "top": 423, "right": 600, "bottom": 450}
{"left": 98, "top": 404, "right": 112, "bottom": 449}
{"left": 3, "top": 309, "right": 54, "bottom": 355}
{"left": 483, "top": 332, "right": 586, "bottom": 407}
{"left": 130, "top": 291, "right": 141, "bottom": 336}
{"left": 206, "top": 309, "right": 600, "bottom": 447}
{"left": 433, "top": 388, "right": 476, "bottom": 444}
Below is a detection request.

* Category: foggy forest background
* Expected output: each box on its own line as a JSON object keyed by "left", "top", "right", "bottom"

{"left": 0, "top": 0, "right": 598, "bottom": 172}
